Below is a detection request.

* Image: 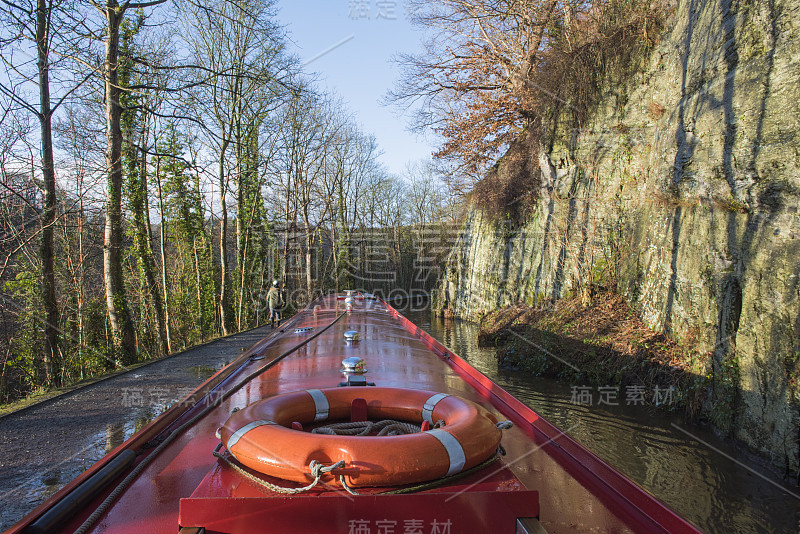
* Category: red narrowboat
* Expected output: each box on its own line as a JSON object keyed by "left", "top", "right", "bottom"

{"left": 7, "top": 294, "right": 702, "bottom": 533}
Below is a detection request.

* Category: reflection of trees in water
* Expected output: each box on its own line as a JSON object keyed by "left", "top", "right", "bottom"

{"left": 133, "top": 406, "right": 156, "bottom": 434}
{"left": 135, "top": 407, "right": 155, "bottom": 433}
{"left": 105, "top": 423, "right": 125, "bottom": 453}
{"left": 104, "top": 407, "right": 157, "bottom": 453}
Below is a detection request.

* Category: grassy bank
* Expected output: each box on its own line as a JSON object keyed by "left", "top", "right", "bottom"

{"left": 478, "top": 289, "right": 709, "bottom": 416}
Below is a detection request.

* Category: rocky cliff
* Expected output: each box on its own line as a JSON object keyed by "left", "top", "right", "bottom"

{"left": 437, "top": 0, "right": 800, "bottom": 473}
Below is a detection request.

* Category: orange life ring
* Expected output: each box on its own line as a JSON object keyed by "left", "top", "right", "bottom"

{"left": 219, "top": 387, "right": 503, "bottom": 488}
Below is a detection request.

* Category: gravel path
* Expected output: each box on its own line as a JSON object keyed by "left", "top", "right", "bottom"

{"left": 0, "top": 325, "right": 272, "bottom": 531}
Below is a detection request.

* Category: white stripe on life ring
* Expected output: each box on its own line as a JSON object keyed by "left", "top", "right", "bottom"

{"left": 228, "top": 420, "right": 277, "bottom": 450}
{"left": 306, "top": 389, "right": 330, "bottom": 422}
{"left": 422, "top": 393, "right": 449, "bottom": 424}
{"left": 426, "top": 428, "right": 466, "bottom": 476}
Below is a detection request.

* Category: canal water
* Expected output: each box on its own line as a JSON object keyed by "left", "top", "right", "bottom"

{"left": 400, "top": 305, "right": 800, "bottom": 534}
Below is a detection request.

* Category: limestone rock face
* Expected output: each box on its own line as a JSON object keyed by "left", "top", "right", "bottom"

{"left": 437, "top": 0, "right": 800, "bottom": 472}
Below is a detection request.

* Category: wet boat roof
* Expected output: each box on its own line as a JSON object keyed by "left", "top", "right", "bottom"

{"left": 10, "top": 295, "right": 700, "bottom": 533}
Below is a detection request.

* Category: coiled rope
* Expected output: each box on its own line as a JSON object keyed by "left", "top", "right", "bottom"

{"left": 312, "top": 419, "right": 444, "bottom": 436}
{"left": 213, "top": 420, "right": 514, "bottom": 497}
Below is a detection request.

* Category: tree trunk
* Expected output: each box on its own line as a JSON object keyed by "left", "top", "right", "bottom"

{"left": 76, "top": 187, "right": 85, "bottom": 377}
{"left": 193, "top": 237, "right": 205, "bottom": 341}
{"left": 235, "top": 126, "right": 259, "bottom": 330}
{"left": 218, "top": 139, "right": 231, "bottom": 335}
{"left": 331, "top": 211, "right": 338, "bottom": 292}
{"left": 303, "top": 211, "right": 312, "bottom": 296}
{"left": 138, "top": 124, "right": 167, "bottom": 353}
{"left": 193, "top": 170, "right": 211, "bottom": 340}
{"left": 234, "top": 99, "right": 243, "bottom": 330}
{"left": 337, "top": 181, "right": 347, "bottom": 290}
{"left": 281, "top": 172, "right": 291, "bottom": 287}
{"left": 37, "top": 0, "right": 59, "bottom": 386}
{"left": 129, "top": 127, "right": 169, "bottom": 357}
{"left": 102, "top": 1, "right": 136, "bottom": 366}
{"left": 155, "top": 157, "right": 173, "bottom": 354}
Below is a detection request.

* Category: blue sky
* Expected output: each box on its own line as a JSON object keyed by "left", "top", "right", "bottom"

{"left": 275, "top": 0, "right": 435, "bottom": 177}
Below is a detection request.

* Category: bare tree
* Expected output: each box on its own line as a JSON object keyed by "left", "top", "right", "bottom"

{"left": 180, "top": 0, "right": 291, "bottom": 334}
{"left": 90, "top": 0, "right": 166, "bottom": 365}
{"left": 276, "top": 85, "right": 322, "bottom": 297}
{"left": 388, "top": 0, "right": 560, "bottom": 182}
{"left": 56, "top": 103, "right": 100, "bottom": 377}
{"left": 390, "top": 0, "right": 662, "bottom": 192}
{"left": 0, "top": 0, "right": 93, "bottom": 384}
{"left": 232, "top": 73, "right": 292, "bottom": 330}
{"left": 263, "top": 87, "right": 389, "bottom": 298}
{"left": 317, "top": 109, "right": 357, "bottom": 291}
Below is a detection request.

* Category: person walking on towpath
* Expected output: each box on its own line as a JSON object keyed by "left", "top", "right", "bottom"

{"left": 267, "top": 280, "right": 285, "bottom": 328}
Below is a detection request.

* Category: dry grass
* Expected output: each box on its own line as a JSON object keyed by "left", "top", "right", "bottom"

{"left": 469, "top": 135, "right": 539, "bottom": 221}
{"left": 479, "top": 288, "right": 707, "bottom": 414}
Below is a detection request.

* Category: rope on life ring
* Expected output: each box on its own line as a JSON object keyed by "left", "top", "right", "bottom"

{"left": 217, "top": 387, "right": 512, "bottom": 489}
{"left": 212, "top": 441, "right": 510, "bottom": 496}
{"left": 212, "top": 442, "right": 349, "bottom": 494}
{"left": 311, "top": 419, "right": 429, "bottom": 436}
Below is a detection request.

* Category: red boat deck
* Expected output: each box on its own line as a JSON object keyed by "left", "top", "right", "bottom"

{"left": 8, "top": 295, "right": 701, "bottom": 533}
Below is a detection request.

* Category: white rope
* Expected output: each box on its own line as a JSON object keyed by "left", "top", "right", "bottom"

{"left": 312, "top": 419, "right": 422, "bottom": 436}
{"left": 339, "top": 475, "right": 360, "bottom": 495}
{"left": 496, "top": 420, "right": 514, "bottom": 430}
{"left": 213, "top": 443, "right": 345, "bottom": 495}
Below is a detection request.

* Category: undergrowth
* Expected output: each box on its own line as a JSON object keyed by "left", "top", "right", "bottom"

{"left": 479, "top": 288, "right": 708, "bottom": 415}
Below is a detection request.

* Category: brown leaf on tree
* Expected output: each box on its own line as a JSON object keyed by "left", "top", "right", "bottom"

{"left": 389, "top": 0, "right": 668, "bottom": 214}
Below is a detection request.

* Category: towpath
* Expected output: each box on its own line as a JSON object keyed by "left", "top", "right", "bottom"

{"left": 0, "top": 324, "right": 273, "bottom": 531}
